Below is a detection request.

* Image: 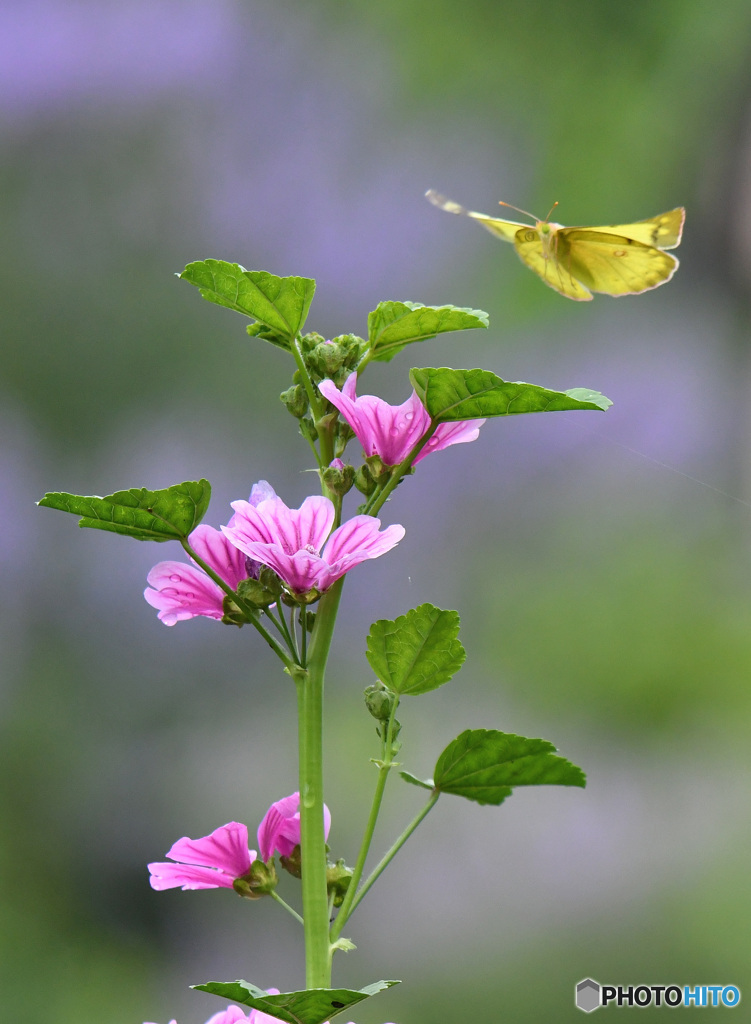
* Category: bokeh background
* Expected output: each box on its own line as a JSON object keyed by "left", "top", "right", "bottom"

{"left": 4, "top": 1, "right": 751, "bottom": 1021}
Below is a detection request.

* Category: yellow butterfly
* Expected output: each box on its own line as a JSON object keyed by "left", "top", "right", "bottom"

{"left": 426, "top": 189, "right": 685, "bottom": 301}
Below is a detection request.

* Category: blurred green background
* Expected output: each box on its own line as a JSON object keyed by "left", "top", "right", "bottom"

{"left": 4, "top": 1, "right": 751, "bottom": 1020}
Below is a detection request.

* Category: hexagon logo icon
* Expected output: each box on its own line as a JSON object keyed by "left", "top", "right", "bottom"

{"left": 575, "top": 978, "right": 601, "bottom": 1013}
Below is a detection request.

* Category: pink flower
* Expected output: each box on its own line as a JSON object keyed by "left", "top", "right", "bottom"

{"left": 144, "top": 482, "right": 277, "bottom": 626}
{"left": 257, "top": 791, "right": 332, "bottom": 862}
{"left": 318, "top": 373, "right": 485, "bottom": 467}
{"left": 144, "top": 524, "right": 248, "bottom": 626}
{"left": 148, "top": 822, "right": 256, "bottom": 891}
{"left": 221, "top": 484, "right": 404, "bottom": 597}
{"left": 144, "top": 1011, "right": 252, "bottom": 1024}
{"left": 210, "top": 1011, "right": 251, "bottom": 1024}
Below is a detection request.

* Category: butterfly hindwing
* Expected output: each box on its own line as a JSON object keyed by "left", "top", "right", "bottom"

{"left": 513, "top": 228, "right": 593, "bottom": 301}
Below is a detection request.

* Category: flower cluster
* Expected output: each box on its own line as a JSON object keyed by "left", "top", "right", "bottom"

{"left": 148, "top": 792, "right": 330, "bottom": 891}
{"left": 144, "top": 481, "right": 404, "bottom": 623}
{"left": 144, "top": 377, "right": 483, "bottom": 625}
{"left": 146, "top": 799, "right": 387, "bottom": 1024}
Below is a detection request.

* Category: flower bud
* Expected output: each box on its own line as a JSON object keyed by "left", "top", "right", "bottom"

{"left": 364, "top": 683, "right": 397, "bottom": 722}
{"left": 279, "top": 384, "right": 309, "bottom": 419}
{"left": 316, "top": 340, "right": 347, "bottom": 376}
{"left": 299, "top": 331, "right": 327, "bottom": 353}
{"left": 326, "top": 858, "right": 353, "bottom": 907}
{"left": 328, "top": 333, "right": 367, "bottom": 374}
{"left": 354, "top": 463, "right": 377, "bottom": 496}
{"left": 322, "top": 461, "right": 355, "bottom": 497}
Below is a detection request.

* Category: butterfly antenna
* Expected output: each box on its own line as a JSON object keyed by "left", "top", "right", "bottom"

{"left": 544, "top": 201, "right": 559, "bottom": 222}
{"left": 497, "top": 200, "right": 540, "bottom": 223}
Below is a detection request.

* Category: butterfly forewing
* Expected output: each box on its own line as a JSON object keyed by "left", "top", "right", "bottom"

{"left": 469, "top": 212, "right": 527, "bottom": 244}
{"left": 584, "top": 208, "right": 685, "bottom": 249}
{"left": 563, "top": 229, "right": 680, "bottom": 296}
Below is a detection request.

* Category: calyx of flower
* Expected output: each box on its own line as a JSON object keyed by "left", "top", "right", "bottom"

{"left": 232, "top": 858, "right": 279, "bottom": 899}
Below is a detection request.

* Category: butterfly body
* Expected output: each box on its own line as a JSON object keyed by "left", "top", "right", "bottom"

{"left": 426, "top": 190, "right": 685, "bottom": 301}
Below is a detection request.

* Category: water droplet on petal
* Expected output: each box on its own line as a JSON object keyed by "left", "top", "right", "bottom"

{"left": 169, "top": 574, "right": 182, "bottom": 582}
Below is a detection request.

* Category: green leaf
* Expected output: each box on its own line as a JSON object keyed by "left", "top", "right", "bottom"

{"left": 366, "top": 603, "right": 465, "bottom": 695}
{"left": 192, "top": 979, "right": 400, "bottom": 1024}
{"left": 367, "top": 301, "right": 488, "bottom": 362}
{"left": 37, "top": 480, "right": 211, "bottom": 542}
{"left": 409, "top": 367, "right": 612, "bottom": 421}
{"left": 429, "top": 729, "right": 586, "bottom": 805}
{"left": 180, "top": 261, "right": 315, "bottom": 343}
{"left": 398, "top": 770, "right": 434, "bottom": 791}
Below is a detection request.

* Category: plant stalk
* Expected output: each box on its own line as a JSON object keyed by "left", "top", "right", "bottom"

{"left": 295, "top": 577, "right": 344, "bottom": 988}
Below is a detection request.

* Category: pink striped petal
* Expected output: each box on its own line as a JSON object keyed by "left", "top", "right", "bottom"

{"left": 189, "top": 524, "right": 249, "bottom": 589}
{"left": 414, "top": 418, "right": 486, "bottom": 464}
{"left": 144, "top": 561, "right": 225, "bottom": 626}
{"left": 147, "top": 860, "right": 238, "bottom": 891}
{"left": 165, "top": 821, "right": 254, "bottom": 876}
{"left": 320, "top": 374, "right": 485, "bottom": 468}
{"left": 320, "top": 376, "right": 429, "bottom": 466}
{"left": 323, "top": 516, "right": 406, "bottom": 567}
{"left": 257, "top": 792, "right": 332, "bottom": 861}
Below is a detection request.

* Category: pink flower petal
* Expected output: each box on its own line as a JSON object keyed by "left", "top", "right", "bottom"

{"left": 206, "top": 1007, "right": 252, "bottom": 1024}
{"left": 148, "top": 822, "right": 256, "bottom": 890}
{"left": 320, "top": 376, "right": 429, "bottom": 466}
{"left": 414, "top": 418, "right": 486, "bottom": 464}
{"left": 189, "top": 524, "right": 248, "bottom": 589}
{"left": 257, "top": 792, "right": 332, "bottom": 861}
{"left": 323, "top": 516, "right": 406, "bottom": 569}
{"left": 225, "top": 494, "right": 335, "bottom": 555}
{"left": 144, "top": 561, "right": 226, "bottom": 626}
{"left": 147, "top": 860, "right": 238, "bottom": 891}
{"left": 166, "top": 821, "right": 255, "bottom": 875}
{"left": 222, "top": 487, "right": 403, "bottom": 596}
{"left": 320, "top": 373, "right": 485, "bottom": 468}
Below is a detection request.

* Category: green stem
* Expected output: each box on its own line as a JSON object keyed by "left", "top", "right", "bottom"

{"left": 291, "top": 334, "right": 323, "bottom": 421}
{"left": 180, "top": 539, "right": 295, "bottom": 668}
{"left": 341, "top": 791, "right": 440, "bottom": 923}
{"left": 270, "top": 889, "right": 305, "bottom": 927}
{"left": 296, "top": 578, "right": 344, "bottom": 988}
{"left": 330, "top": 704, "right": 399, "bottom": 941}
{"left": 363, "top": 426, "right": 435, "bottom": 518}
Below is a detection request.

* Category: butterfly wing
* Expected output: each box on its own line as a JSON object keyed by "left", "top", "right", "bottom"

{"left": 583, "top": 208, "right": 685, "bottom": 249}
{"left": 560, "top": 229, "right": 680, "bottom": 296}
{"left": 426, "top": 191, "right": 685, "bottom": 298}
{"left": 513, "top": 227, "right": 594, "bottom": 300}
{"left": 425, "top": 190, "right": 525, "bottom": 243}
